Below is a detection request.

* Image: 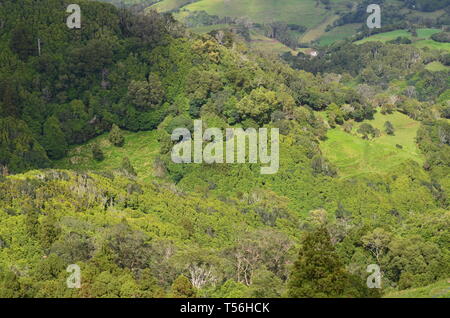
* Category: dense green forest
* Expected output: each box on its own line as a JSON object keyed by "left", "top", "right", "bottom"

{"left": 0, "top": 0, "right": 448, "bottom": 298}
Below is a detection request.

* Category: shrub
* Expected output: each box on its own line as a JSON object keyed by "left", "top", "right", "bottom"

{"left": 109, "top": 124, "right": 125, "bottom": 147}
{"left": 92, "top": 143, "right": 104, "bottom": 161}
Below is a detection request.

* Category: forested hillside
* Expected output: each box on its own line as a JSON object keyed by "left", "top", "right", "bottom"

{"left": 0, "top": 0, "right": 448, "bottom": 298}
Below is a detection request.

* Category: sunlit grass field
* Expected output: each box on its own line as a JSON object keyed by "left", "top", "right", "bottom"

{"left": 300, "top": 14, "right": 340, "bottom": 43}
{"left": 184, "top": 0, "right": 330, "bottom": 27}
{"left": 425, "top": 61, "right": 449, "bottom": 72}
{"left": 356, "top": 28, "right": 450, "bottom": 52}
{"left": 413, "top": 39, "right": 450, "bottom": 52}
{"left": 321, "top": 111, "right": 424, "bottom": 177}
{"left": 385, "top": 279, "right": 450, "bottom": 298}
{"left": 317, "top": 23, "right": 361, "bottom": 46}
{"left": 249, "top": 30, "right": 294, "bottom": 54}
{"left": 55, "top": 130, "right": 161, "bottom": 183}
{"left": 54, "top": 110, "right": 425, "bottom": 182}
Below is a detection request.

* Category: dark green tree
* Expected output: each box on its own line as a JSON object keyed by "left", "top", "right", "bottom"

{"left": 0, "top": 117, "right": 50, "bottom": 172}
{"left": 247, "top": 267, "right": 283, "bottom": 298}
{"left": 127, "top": 73, "right": 164, "bottom": 110}
{"left": 38, "top": 213, "right": 61, "bottom": 250}
{"left": 42, "top": 116, "right": 68, "bottom": 160}
{"left": 10, "top": 23, "right": 36, "bottom": 60}
{"left": 105, "top": 221, "right": 150, "bottom": 270}
{"left": 357, "top": 123, "right": 377, "bottom": 139}
{"left": 288, "top": 227, "right": 372, "bottom": 298}
{"left": 0, "top": 269, "right": 23, "bottom": 298}
{"left": 311, "top": 155, "right": 337, "bottom": 177}
{"left": 171, "top": 275, "right": 196, "bottom": 298}
{"left": 92, "top": 143, "right": 104, "bottom": 161}
{"left": 137, "top": 268, "right": 164, "bottom": 297}
{"left": 121, "top": 157, "right": 137, "bottom": 177}
{"left": 24, "top": 201, "right": 39, "bottom": 237}
{"left": 33, "top": 254, "right": 65, "bottom": 281}
{"left": 108, "top": 124, "right": 125, "bottom": 147}
{"left": 50, "top": 232, "right": 94, "bottom": 264}
{"left": 384, "top": 121, "right": 395, "bottom": 135}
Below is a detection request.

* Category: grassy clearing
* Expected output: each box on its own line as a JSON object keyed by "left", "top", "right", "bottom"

{"left": 385, "top": 279, "right": 450, "bottom": 298}
{"left": 317, "top": 23, "right": 361, "bottom": 46}
{"left": 416, "top": 28, "right": 441, "bottom": 38}
{"left": 355, "top": 28, "right": 450, "bottom": 52}
{"left": 425, "top": 61, "right": 449, "bottom": 72}
{"left": 321, "top": 111, "right": 424, "bottom": 177}
{"left": 54, "top": 130, "right": 160, "bottom": 183}
{"left": 356, "top": 30, "right": 412, "bottom": 44}
{"left": 300, "top": 14, "right": 340, "bottom": 43}
{"left": 150, "top": 0, "right": 192, "bottom": 12}
{"left": 248, "top": 30, "right": 294, "bottom": 55}
{"left": 412, "top": 39, "right": 450, "bottom": 52}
